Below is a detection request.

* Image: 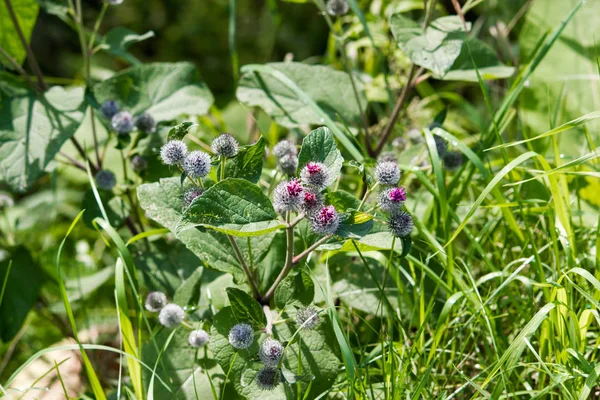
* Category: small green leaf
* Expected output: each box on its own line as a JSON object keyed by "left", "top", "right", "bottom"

{"left": 336, "top": 210, "right": 374, "bottom": 239}
{"left": 326, "top": 190, "right": 360, "bottom": 211}
{"left": 173, "top": 267, "right": 203, "bottom": 307}
{"left": 223, "top": 137, "right": 265, "bottom": 183}
{"left": 168, "top": 121, "right": 196, "bottom": 141}
{"left": 298, "top": 126, "right": 344, "bottom": 182}
{"left": 101, "top": 27, "right": 154, "bottom": 59}
{"left": 274, "top": 270, "right": 315, "bottom": 309}
{"left": 226, "top": 287, "right": 266, "bottom": 327}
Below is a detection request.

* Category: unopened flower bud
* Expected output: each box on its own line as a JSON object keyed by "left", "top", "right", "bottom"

{"left": 211, "top": 133, "right": 239, "bottom": 158}
{"left": 135, "top": 112, "right": 157, "bottom": 134}
{"left": 259, "top": 338, "right": 284, "bottom": 367}
{"left": 388, "top": 211, "right": 413, "bottom": 238}
{"left": 296, "top": 306, "right": 319, "bottom": 330}
{"left": 256, "top": 367, "right": 280, "bottom": 391}
{"left": 100, "top": 100, "right": 119, "bottom": 119}
{"left": 374, "top": 161, "right": 400, "bottom": 186}
{"left": 145, "top": 291, "right": 167, "bottom": 312}
{"left": 228, "top": 323, "right": 254, "bottom": 349}
{"left": 182, "top": 186, "right": 204, "bottom": 209}
{"left": 95, "top": 170, "right": 116, "bottom": 191}
{"left": 158, "top": 304, "right": 185, "bottom": 328}
{"left": 160, "top": 140, "right": 187, "bottom": 166}
{"left": 111, "top": 111, "right": 134, "bottom": 135}
{"left": 189, "top": 329, "right": 210, "bottom": 348}
{"left": 183, "top": 151, "right": 211, "bottom": 179}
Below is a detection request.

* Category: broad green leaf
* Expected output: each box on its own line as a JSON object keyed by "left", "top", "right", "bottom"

{"left": 223, "top": 137, "right": 265, "bottom": 183}
{"left": 0, "top": 247, "right": 45, "bottom": 341}
{"left": 297, "top": 126, "right": 344, "bottom": 182}
{"left": 181, "top": 178, "right": 284, "bottom": 237}
{"left": 137, "top": 178, "right": 274, "bottom": 279}
{"left": 173, "top": 267, "right": 203, "bottom": 307}
{"left": 337, "top": 231, "right": 404, "bottom": 253}
{"left": 274, "top": 270, "right": 315, "bottom": 309}
{"left": 0, "top": 86, "right": 86, "bottom": 192}
{"left": 326, "top": 190, "right": 360, "bottom": 211}
{"left": 92, "top": 62, "right": 214, "bottom": 122}
{"left": 236, "top": 62, "right": 367, "bottom": 128}
{"left": 389, "top": 14, "right": 513, "bottom": 81}
{"left": 101, "top": 27, "right": 154, "bottom": 60}
{"left": 226, "top": 287, "right": 267, "bottom": 327}
{"left": 210, "top": 306, "right": 339, "bottom": 399}
{"left": 168, "top": 121, "right": 196, "bottom": 141}
{"left": 0, "top": 0, "right": 39, "bottom": 68}
{"left": 336, "top": 210, "right": 374, "bottom": 239}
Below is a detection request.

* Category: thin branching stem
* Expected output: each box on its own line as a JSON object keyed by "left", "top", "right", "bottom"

{"left": 227, "top": 235, "right": 261, "bottom": 299}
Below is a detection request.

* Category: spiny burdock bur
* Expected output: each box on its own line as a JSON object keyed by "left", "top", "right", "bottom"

{"left": 189, "top": 329, "right": 210, "bottom": 348}
{"left": 301, "top": 190, "right": 324, "bottom": 216}
{"left": 296, "top": 306, "right": 319, "bottom": 330}
{"left": 160, "top": 140, "right": 188, "bottom": 166}
{"left": 145, "top": 291, "right": 167, "bottom": 312}
{"left": 111, "top": 111, "right": 134, "bottom": 135}
{"left": 310, "top": 205, "right": 340, "bottom": 236}
{"left": 131, "top": 154, "right": 148, "bottom": 172}
{"left": 433, "top": 136, "right": 447, "bottom": 157}
{"left": 100, "top": 100, "right": 119, "bottom": 119}
{"left": 273, "top": 179, "right": 304, "bottom": 214}
{"left": 388, "top": 210, "right": 414, "bottom": 238}
{"left": 278, "top": 153, "right": 299, "bottom": 176}
{"left": 300, "top": 162, "right": 334, "bottom": 191}
{"left": 228, "top": 323, "right": 254, "bottom": 350}
{"left": 183, "top": 151, "right": 212, "bottom": 179}
{"left": 374, "top": 161, "right": 401, "bottom": 186}
{"left": 259, "top": 338, "right": 285, "bottom": 367}
{"left": 326, "top": 0, "right": 349, "bottom": 16}
{"left": 95, "top": 170, "right": 116, "bottom": 191}
{"left": 443, "top": 151, "right": 464, "bottom": 171}
{"left": 182, "top": 186, "right": 204, "bottom": 209}
{"left": 378, "top": 151, "right": 398, "bottom": 163}
{"left": 273, "top": 140, "right": 296, "bottom": 158}
{"left": 378, "top": 187, "right": 407, "bottom": 213}
{"left": 211, "top": 133, "right": 239, "bottom": 158}
{"left": 158, "top": 304, "right": 185, "bottom": 328}
{"left": 135, "top": 112, "right": 157, "bottom": 134}
{"left": 256, "top": 367, "right": 280, "bottom": 391}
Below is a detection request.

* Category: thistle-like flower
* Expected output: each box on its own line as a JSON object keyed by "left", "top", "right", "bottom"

{"left": 326, "top": 0, "right": 349, "bottom": 16}
{"left": 111, "top": 111, "right": 134, "bottom": 135}
{"left": 95, "top": 170, "right": 116, "bottom": 191}
{"left": 131, "top": 155, "right": 148, "bottom": 172}
{"left": 374, "top": 161, "right": 400, "bottom": 186}
{"left": 188, "top": 329, "right": 210, "bottom": 348}
{"left": 301, "top": 190, "right": 323, "bottom": 215}
{"left": 228, "top": 323, "right": 254, "bottom": 349}
{"left": 296, "top": 306, "right": 319, "bottom": 330}
{"left": 158, "top": 304, "right": 185, "bottom": 328}
{"left": 100, "top": 100, "right": 119, "bottom": 119}
{"left": 273, "top": 140, "right": 296, "bottom": 158}
{"left": 145, "top": 291, "right": 167, "bottom": 312}
{"left": 300, "top": 162, "right": 334, "bottom": 191}
{"left": 135, "top": 112, "right": 157, "bottom": 134}
{"left": 182, "top": 186, "right": 204, "bottom": 209}
{"left": 310, "top": 205, "right": 339, "bottom": 235}
{"left": 278, "top": 153, "right": 298, "bottom": 176}
{"left": 273, "top": 179, "right": 304, "bottom": 214}
{"left": 378, "top": 152, "right": 397, "bottom": 163}
{"left": 259, "top": 338, "right": 284, "bottom": 367}
{"left": 388, "top": 211, "right": 414, "bottom": 238}
{"left": 443, "top": 151, "right": 463, "bottom": 171}
{"left": 378, "top": 187, "right": 407, "bottom": 213}
{"left": 183, "top": 151, "right": 211, "bottom": 179}
{"left": 256, "top": 367, "right": 280, "bottom": 391}
{"left": 160, "top": 140, "right": 188, "bottom": 166}
{"left": 433, "top": 136, "right": 447, "bottom": 157}
{"left": 211, "top": 133, "right": 239, "bottom": 158}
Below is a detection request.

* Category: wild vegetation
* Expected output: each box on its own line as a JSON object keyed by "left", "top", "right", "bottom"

{"left": 0, "top": 0, "right": 599, "bottom": 398}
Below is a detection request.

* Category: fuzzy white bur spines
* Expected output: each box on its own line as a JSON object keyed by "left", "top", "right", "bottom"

{"left": 259, "top": 338, "right": 284, "bottom": 367}
{"left": 378, "top": 152, "right": 397, "bottom": 164}
{"left": 443, "top": 151, "right": 463, "bottom": 171}
{"left": 256, "top": 367, "right": 280, "bottom": 391}
{"left": 326, "top": 0, "right": 349, "bottom": 16}
{"left": 228, "top": 323, "right": 254, "bottom": 349}
{"left": 211, "top": 133, "right": 239, "bottom": 158}
{"left": 374, "top": 161, "right": 400, "bottom": 186}
{"left": 278, "top": 154, "right": 298, "bottom": 175}
{"left": 131, "top": 155, "right": 148, "bottom": 172}
{"left": 273, "top": 179, "right": 304, "bottom": 214}
{"left": 378, "top": 187, "right": 407, "bottom": 213}
{"left": 135, "top": 112, "right": 157, "bottom": 134}
{"left": 95, "top": 170, "right": 116, "bottom": 191}
{"left": 273, "top": 140, "right": 296, "bottom": 158}
{"left": 189, "top": 329, "right": 210, "bottom": 348}
{"left": 183, "top": 151, "right": 211, "bottom": 179}
{"left": 182, "top": 186, "right": 204, "bottom": 209}
{"left": 388, "top": 211, "right": 414, "bottom": 238}
{"left": 160, "top": 140, "right": 188, "bottom": 166}
{"left": 145, "top": 291, "right": 167, "bottom": 312}
{"left": 301, "top": 190, "right": 323, "bottom": 215}
{"left": 300, "top": 162, "right": 334, "bottom": 191}
{"left": 310, "top": 205, "right": 340, "bottom": 235}
{"left": 111, "top": 111, "right": 134, "bottom": 135}
{"left": 296, "top": 306, "right": 319, "bottom": 330}
{"left": 158, "top": 304, "right": 185, "bottom": 328}
{"left": 100, "top": 100, "right": 119, "bottom": 119}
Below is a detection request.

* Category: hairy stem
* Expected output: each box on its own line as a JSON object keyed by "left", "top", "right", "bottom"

{"left": 227, "top": 235, "right": 261, "bottom": 299}
{"left": 262, "top": 216, "right": 295, "bottom": 302}
{"left": 291, "top": 234, "right": 332, "bottom": 265}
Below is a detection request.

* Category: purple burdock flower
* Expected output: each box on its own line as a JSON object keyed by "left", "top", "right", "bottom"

{"left": 256, "top": 367, "right": 280, "bottom": 391}
{"left": 183, "top": 151, "right": 211, "bottom": 179}
{"left": 160, "top": 140, "right": 187, "bottom": 166}
{"left": 310, "top": 205, "right": 339, "bottom": 235}
{"left": 378, "top": 187, "right": 407, "bottom": 213}
{"left": 301, "top": 190, "right": 323, "bottom": 215}
{"left": 100, "top": 100, "right": 119, "bottom": 119}
{"left": 300, "top": 162, "right": 334, "bottom": 191}
{"left": 182, "top": 186, "right": 204, "bottom": 209}
{"left": 388, "top": 211, "right": 414, "bottom": 238}
{"left": 374, "top": 161, "right": 401, "bottom": 186}
{"left": 111, "top": 111, "right": 134, "bottom": 135}
{"left": 273, "top": 179, "right": 304, "bottom": 214}
{"left": 259, "top": 338, "right": 284, "bottom": 367}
